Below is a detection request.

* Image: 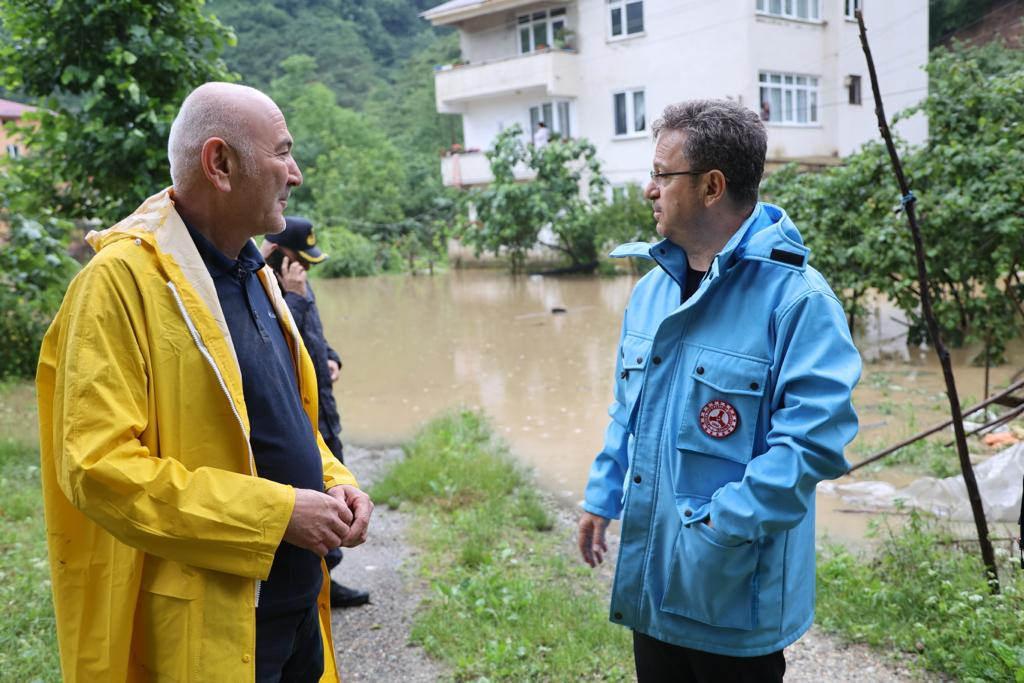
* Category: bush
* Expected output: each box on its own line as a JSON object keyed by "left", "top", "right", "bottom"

{"left": 818, "top": 510, "right": 1024, "bottom": 680}
{"left": 314, "top": 225, "right": 380, "bottom": 278}
{"left": 0, "top": 215, "right": 79, "bottom": 380}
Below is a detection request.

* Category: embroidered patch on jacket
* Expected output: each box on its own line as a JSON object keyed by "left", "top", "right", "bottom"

{"left": 699, "top": 400, "right": 739, "bottom": 438}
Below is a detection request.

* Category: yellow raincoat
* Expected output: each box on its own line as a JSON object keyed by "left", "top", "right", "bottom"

{"left": 36, "top": 188, "right": 357, "bottom": 682}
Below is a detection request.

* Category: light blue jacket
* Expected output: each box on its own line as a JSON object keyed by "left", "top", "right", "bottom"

{"left": 584, "top": 203, "right": 860, "bottom": 656}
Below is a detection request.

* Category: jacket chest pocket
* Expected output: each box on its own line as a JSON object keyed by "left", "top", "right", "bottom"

{"left": 676, "top": 348, "right": 768, "bottom": 465}
{"left": 620, "top": 332, "right": 653, "bottom": 423}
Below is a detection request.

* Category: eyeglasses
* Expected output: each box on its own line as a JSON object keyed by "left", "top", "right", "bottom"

{"left": 649, "top": 169, "right": 711, "bottom": 187}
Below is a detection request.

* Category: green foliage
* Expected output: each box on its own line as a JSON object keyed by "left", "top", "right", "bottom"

{"left": 461, "top": 126, "right": 609, "bottom": 273}
{"left": 760, "top": 41, "right": 1024, "bottom": 359}
{"left": 0, "top": 216, "right": 80, "bottom": 380}
{"left": 591, "top": 184, "right": 656, "bottom": 249}
{"left": 314, "top": 226, "right": 380, "bottom": 278}
{"left": 531, "top": 136, "right": 608, "bottom": 269}
{"left": 206, "top": 1, "right": 382, "bottom": 108}
{"left": 373, "top": 411, "right": 521, "bottom": 509}
{"left": 268, "top": 55, "right": 406, "bottom": 234}
{"left": 818, "top": 511, "right": 1024, "bottom": 681}
{"left": 364, "top": 34, "right": 463, "bottom": 271}
{"left": 372, "top": 411, "right": 632, "bottom": 681}
{"left": 0, "top": 0, "right": 235, "bottom": 223}
{"left": 0, "top": 431, "right": 58, "bottom": 680}
{"left": 458, "top": 126, "right": 542, "bottom": 273}
{"left": 207, "top": 0, "right": 441, "bottom": 99}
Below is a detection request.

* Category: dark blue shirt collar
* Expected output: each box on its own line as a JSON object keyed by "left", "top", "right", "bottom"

{"left": 184, "top": 220, "right": 265, "bottom": 279}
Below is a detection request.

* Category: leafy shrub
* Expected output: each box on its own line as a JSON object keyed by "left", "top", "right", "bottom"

{"left": 818, "top": 510, "right": 1024, "bottom": 681}
{"left": 0, "top": 216, "right": 79, "bottom": 380}
{"left": 314, "top": 225, "right": 380, "bottom": 278}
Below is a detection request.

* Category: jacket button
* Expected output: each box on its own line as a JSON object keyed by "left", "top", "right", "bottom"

{"left": 242, "top": 654, "right": 251, "bottom": 663}
{"left": 620, "top": 370, "right": 628, "bottom": 379}
{"left": 684, "top": 509, "right": 693, "bottom": 517}
{"left": 696, "top": 366, "right": 704, "bottom": 375}
{"left": 635, "top": 356, "right": 643, "bottom": 364}
{"left": 750, "top": 382, "right": 759, "bottom": 390}
{"left": 633, "top": 475, "right": 642, "bottom": 484}
{"left": 652, "top": 356, "right": 661, "bottom": 365}
{"left": 614, "top": 612, "right": 623, "bottom": 620}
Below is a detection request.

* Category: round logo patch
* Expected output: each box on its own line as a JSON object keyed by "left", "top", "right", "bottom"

{"left": 699, "top": 400, "right": 739, "bottom": 439}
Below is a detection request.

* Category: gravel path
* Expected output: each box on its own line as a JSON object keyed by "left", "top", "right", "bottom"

{"left": 330, "top": 446, "right": 447, "bottom": 683}
{"left": 333, "top": 446, "right": 930, "bottom": 682}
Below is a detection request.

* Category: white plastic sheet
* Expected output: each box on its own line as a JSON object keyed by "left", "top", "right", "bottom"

{"left": 820, "top": 442, "right": 1024, "bottom": 522}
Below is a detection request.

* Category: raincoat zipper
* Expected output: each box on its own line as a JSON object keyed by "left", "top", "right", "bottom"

{"left": 166, "top": 281, "right": 264, "bottom": 607}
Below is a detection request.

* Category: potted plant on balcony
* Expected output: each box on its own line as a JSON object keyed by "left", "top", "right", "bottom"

{"left": 553, "top": 28, "right": 575, "bottom": 50}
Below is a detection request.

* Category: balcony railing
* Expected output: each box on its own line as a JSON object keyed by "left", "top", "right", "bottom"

{"left": 440, "top": 150, "right": 536, "bottom": 188}
{"left": 435, "top": 49, "right": 580, "bottom": 112}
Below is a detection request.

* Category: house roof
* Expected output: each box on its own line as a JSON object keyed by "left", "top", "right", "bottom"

{"left": 421, "top": 0, "right": 549, "bottom": 25}
{"left": 0, "top": 98, "right": 36, "bottom": 121}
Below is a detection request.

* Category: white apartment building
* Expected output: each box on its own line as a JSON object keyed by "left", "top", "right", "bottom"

{"left": 423, "top": 0, "right": 929, "bottom": 189}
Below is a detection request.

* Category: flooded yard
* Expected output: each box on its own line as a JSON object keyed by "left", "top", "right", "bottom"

{"left": 316, "top": 270, "right": 1022, "bottom": 545}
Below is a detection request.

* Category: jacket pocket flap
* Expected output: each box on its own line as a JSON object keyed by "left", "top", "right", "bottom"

{"left": 690, "top": 348, "right": 767, "bottom": 396}
{"left": 621, "top": 333, "right": 653, "bottom": 371}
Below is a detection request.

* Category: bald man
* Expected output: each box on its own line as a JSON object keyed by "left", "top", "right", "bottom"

{"left": 37, "top": 82, "right": 371, "bottom": 682}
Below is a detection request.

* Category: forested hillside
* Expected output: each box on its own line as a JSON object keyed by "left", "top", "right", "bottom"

{"left": 204, "top": 0, "right": 463, "bottom": 272}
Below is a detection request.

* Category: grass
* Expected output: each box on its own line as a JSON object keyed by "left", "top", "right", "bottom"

{"left": 372, "top": 410, "right": 633, "bottom": 681}
{"left": 817, "top": 510, "right": 1024, "bottom": 682}
{"left": 0, "top": 436, "right": 59, "bottom": 682}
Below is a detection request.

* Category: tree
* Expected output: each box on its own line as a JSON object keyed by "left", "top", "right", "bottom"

{"left": 364, "top": 34, "right": 464, "bottom": 272}
{"left": 206, "top": 1, "right": 382, "bottom": 107}
{"left": 760, "top": 41, "right": 1024, "bottom": 363}
{"left": 268, "top": 55, "right": 406, "bottom": 238}
{"left": 530, "top": 137, "right": 607, "bottom": 270}
{"left": 459, "top": 126, "right": 543, "bottom": 273}
{"left": 0, "top": 0, "right": 235, "bottom": 223}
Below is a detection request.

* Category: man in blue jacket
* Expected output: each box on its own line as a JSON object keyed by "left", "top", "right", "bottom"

{"left": 578, "top": 100, "right": 860, "bottom": 681}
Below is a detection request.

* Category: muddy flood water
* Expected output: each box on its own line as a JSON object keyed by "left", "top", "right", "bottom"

{"left": 315, "top": 270, "right": 1020, "bottom": 546}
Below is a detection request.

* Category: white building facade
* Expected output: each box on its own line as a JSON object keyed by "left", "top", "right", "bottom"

{"left": 424, "top": 0, "right": 928, "bottom": 189}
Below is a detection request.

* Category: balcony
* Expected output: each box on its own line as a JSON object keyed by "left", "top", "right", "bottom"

{"left": 435, "top": 49, "right": 580, "bottom": 113}
{"left": 440, "top": 150, "right": 536, "bottom": 188}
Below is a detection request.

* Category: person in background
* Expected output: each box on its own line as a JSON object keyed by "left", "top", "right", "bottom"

{"left": 578, "top": 99, "right": 860, "bottom": 682}
{"left": 37, "top": 81, "right": 372, "bottom": 682}
{"left": 263, "top": 216, "right": 371, "bottom": 609}
{"left": 533, "top": 120, "right": 550, "bottom": 147}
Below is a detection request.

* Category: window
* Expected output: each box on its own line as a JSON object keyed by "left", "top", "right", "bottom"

{"left": 847, "top": 74, "right": 862, "bottom": 105}
{"left": 518, "top": 8, "right": 567, "bottom": 53}
{"left": 613, "top": 89, "right": 645, "bottom": 136}
{"left": 759, "top": 72, "right": 819, "bottom": 125}
{"left": 5, "top": 143, "right": 20, "bottom": 159}
{"left": 845, "top": 0, "right": 861, "bottom": 20}
{"left": 755, "top": 0, "right": 820, "bottom": 21}
{"left": 529, "top": 100, "right": 572, "bottom": 138}
{"left": 609, "top": 0, "right": 643, "bottom": 38}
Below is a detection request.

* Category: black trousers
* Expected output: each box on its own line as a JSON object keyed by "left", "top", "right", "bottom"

{"left": 256, "top": 605, "right": 324, "bottom": 683}
{"left": 633, "top": 631, "right": 785, "bottom": 683}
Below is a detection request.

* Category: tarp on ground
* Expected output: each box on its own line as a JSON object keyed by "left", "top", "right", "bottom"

{"left": 820, "top": 442, "right": 1024, "bottom": 522}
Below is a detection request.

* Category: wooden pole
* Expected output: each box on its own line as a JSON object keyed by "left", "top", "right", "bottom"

{"left": 856, "top": 10, "right": 999, "bottom": 591}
